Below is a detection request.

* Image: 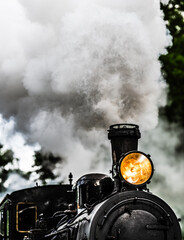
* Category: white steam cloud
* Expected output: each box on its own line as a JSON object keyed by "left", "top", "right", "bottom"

{"left": 0, "top": 0, "right": 171, "bottom": 178}
{"left": 140, "top": 121, "right": 184, "bottom": 221}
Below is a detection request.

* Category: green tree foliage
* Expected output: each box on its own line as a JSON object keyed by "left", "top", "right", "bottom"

{"left": 0, "top": 144, "right": 14, "bottom": 192}
{"left": 0, "top": 143, "right": 63, "bottom": 192}
{"left": 160, "top": 1, "right": 184, "bottom": 126}
{"left": 0, "top": 144, "right": 30, "bottom": 192}
{"left": 33, "top": 150, "right": 62, "bottom": 184}
{"left": 160, "top": 3, "right": 184, "bottom": 238}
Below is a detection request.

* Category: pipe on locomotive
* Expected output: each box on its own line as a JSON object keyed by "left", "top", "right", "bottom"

{"left": 75, "top": 123, "right": 153, "bottom": 209}
{"left": 108, "top": 123, "right": 141, "bottom": 191}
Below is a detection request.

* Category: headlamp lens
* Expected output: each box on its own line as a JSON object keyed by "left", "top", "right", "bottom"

{"left": 120, "top": 152, "right": 153, "bottom": 186}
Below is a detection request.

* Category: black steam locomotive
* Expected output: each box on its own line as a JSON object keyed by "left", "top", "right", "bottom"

{"left": 0, "top": 124, "right": 182, "bottom": 240}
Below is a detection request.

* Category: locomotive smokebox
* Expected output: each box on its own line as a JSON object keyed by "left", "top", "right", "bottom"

{"left": 108, "top": 123, "right": 141, "bottom": 164}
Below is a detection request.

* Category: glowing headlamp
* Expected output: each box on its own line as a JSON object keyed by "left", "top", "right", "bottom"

{"left": 119, "top": 151, "right": 153, "bottom": 186}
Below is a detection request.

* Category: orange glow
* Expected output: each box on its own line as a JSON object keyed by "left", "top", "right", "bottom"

{"left": 120, "top": 152, "right": 152, "bottom": 185}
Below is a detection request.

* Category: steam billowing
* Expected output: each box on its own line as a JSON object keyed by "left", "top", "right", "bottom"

{"left": 140, "top": 121, "right": 184, "bottom": 222}
{"left": 0, "top": 0, "right": 171, "bottom": 178}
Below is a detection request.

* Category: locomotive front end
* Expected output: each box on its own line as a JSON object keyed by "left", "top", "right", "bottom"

{"left": 74, "top": 124, "right": 182, "bottom": 240}
{"left": 86, "top": 190, "right": 182, "bottom": 240}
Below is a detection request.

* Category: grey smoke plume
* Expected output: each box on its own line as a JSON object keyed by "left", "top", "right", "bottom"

{"left": 0, "top": 0, "right": 170, "bottom": 178}
{"left": 140, "top": 121, "right": 184, "bottom": 223}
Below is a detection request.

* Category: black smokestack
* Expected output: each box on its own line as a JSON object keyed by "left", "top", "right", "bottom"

{"left": 108, "top": 123, "right": 141, "bottom": 164}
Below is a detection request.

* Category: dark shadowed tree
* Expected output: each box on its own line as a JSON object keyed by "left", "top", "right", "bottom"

{"left": 33, "top": 150, "right": 63, "bottom": 184}
{"left": 0, "top": 144, "right": 14, "bottom": 192}
{"left": 160, "top": 0, "right": 184, "bottom": 126}
{"left": 0, "top": 143, "right": 63, "bottom": 192}
{"left": 0, "top": 144, "right": 30, "bottom": 192}
{"left": 160, "top": 2, "right": 184, "bottom": 238}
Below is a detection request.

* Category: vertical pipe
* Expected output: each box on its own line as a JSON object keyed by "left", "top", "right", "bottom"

{"left": 108, "top": 123, "right": 141, "bottom": 190}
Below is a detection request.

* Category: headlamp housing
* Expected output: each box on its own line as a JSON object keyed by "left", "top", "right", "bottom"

{"left": 119, "top": 151, "right": 154, "bottom": 187}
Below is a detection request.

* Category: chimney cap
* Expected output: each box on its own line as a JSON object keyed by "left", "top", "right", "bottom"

{"left": 108, "top": 123, "right": 141, "bottom": 139}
